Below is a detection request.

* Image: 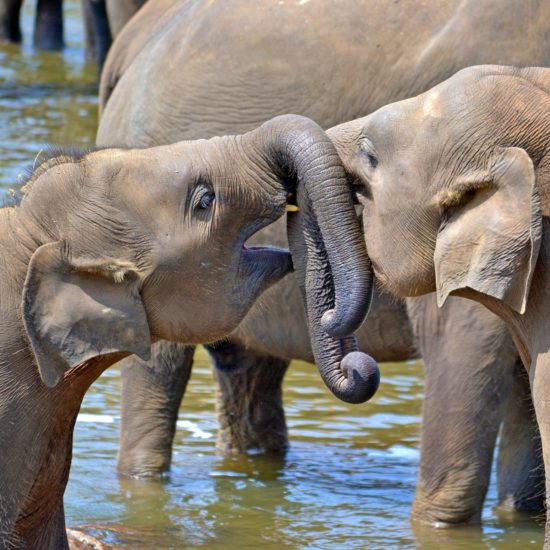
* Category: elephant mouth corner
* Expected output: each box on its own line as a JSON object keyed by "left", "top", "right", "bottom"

{"left": 239, "top": 245, "right": 293, "bottom": 289}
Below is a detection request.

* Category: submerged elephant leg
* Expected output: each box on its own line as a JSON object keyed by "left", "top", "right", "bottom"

{"left": 407, "top": 294, "right": 517, "bottom": 525}
{"left": 497, "top": 358, "right": 544, "bottom": 513}
{"left": 0, "top": 0, "right": 23, "bottom": 42}
{"left": 118, "top": 341, "right": 194, "bottom": 477}
{"left": 81, "top": 0, "right": 111, "bottom": 74}
{"left": 34, "top": 0, "right": 63, "bottom": 50}
{"left": 208, "top": 343, "right": 289, "bottom": 453}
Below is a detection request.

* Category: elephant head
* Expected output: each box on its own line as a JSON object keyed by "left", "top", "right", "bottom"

{"left": 327, "top": 65, "right": 547, "bottom": 320}
{"left": 21, "top": 114, "right": 379, "bottom": 402}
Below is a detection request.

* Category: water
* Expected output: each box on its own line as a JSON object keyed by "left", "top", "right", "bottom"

{"left": 0, "top": 2, "right": 543, "bottom": 548}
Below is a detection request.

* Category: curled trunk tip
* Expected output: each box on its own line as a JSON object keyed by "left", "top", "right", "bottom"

{"left": 333, "top": 351, "right": 380, "bottom": 404}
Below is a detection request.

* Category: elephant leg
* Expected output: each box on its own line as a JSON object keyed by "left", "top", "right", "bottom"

{"left": 81, "top": 0, "right": 111, "bottom": 74}
{"left": 497, "top": 358, "right": 544, "bottom": 513}
{"left": 530, "top": 354, "right": 550, "bottom": 548}
{"left": 81, "top": 0, "right": 96, "bottom": 60}
{"left": 118, "top": 341, "right": 194, "bottom": 477}
{"left": 208, "top": 342, "right": 289, "bottom": 453}
{"left": 34, "top": 0, "right": 63, "bottom": 50}
{"left": 407, "top": 294, "right": 517, "bottom": 524}
{"left": 0, "top": 0, "right": 23, "bottom": 43}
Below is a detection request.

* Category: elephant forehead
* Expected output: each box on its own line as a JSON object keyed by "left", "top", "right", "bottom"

{"left": 422, "top": 90, "right": 443, "bottom": 118}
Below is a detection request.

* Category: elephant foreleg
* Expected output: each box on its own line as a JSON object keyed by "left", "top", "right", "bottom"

{"left": 208, "top": 342, "right": 289, "bottom": 453}
{"left": 34, "top": 0, "right": 63, "bottom": 50}
{"left": 117, "top": 341, "right": 194, "bottom": 477}
{"left": 497, "top": 358, "right": 544, "bottom": 513}
{"left": 407, "top": 294, "right": 518, "bottom": 524}
{"left": 0, "top": 0, "right": 23, "bottom": 43}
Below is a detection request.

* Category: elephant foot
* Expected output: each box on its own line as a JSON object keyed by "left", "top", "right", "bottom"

{"left": 496, "top": 492, "right": 546, "bottom": 517}
{"left": 67, "top": 528, "right": 109, "bottom": 550}
{"left": 211, "top": 347, "right": 289, "bottom": 453}
{"left": 497, "top": 360, "right": 545, "bottom": 515}
{"left": 411, "top": 494, "right": 482, "bottom": 527}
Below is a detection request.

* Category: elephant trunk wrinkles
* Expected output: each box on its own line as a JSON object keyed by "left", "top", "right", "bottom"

{"left": 250, "top": 114, "right": 379, "bottom": 404}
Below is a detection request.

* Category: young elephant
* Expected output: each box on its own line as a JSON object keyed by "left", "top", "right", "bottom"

{"left": 0, "top": 114, "right": 376, "bottom": 549}
{"left": 327, "top": 65, "right": 550, "bottom": 540}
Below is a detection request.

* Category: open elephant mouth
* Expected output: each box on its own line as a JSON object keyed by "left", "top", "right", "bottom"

{"left": 238, "top": 244, "right": 293, "bottom": 292}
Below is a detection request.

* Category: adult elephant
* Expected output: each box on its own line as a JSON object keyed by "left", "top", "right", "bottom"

{"left": 98, "top": 0, "right": 549, "bottom": 524}
{"left": 324, "top": 63, "right": 550, "bottom": 545}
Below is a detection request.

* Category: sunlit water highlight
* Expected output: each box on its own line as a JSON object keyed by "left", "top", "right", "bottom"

{"left": 0, "top": 2, "right": 543, "bottom": 548}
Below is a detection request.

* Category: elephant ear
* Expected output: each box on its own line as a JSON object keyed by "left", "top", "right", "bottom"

{"left": 434, "top": 147, "right": 541, "bottom": 314}
{"left": 22, "top": 241, "right": 152, "bottom": 388}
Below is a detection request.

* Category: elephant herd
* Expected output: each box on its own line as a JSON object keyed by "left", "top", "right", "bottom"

{"left": 1, "top": 0, "right": 550, "bottom": 548}
{"left": 0, "top": 0, "right": 144, "bottom": 70}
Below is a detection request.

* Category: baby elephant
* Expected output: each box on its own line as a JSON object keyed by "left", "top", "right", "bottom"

{"left": 0, "top": 115, "right": 376, "bottom": 549}
{"left": 327, "top": 66, "right": 550, "bottom": 539}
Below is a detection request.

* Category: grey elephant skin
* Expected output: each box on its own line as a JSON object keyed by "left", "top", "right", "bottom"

{"left": 105, "top": 0, "right": 146, "bottom": 37}
{"left": 0, "top": 115, "right": 368, "bottom": 548}
{"left": 326, "top": 63, "right": 550, "bottom": 545}
{"left": 98, "top": 0, "right": 549, "bottom": 524}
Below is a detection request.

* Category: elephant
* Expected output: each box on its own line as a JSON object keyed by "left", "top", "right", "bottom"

{"left": 0, "top": 0, "right": 119, "bottom": 74}
{"left": 324, "top": 63, "right": 550, "bottom": 543}
{"left": 84, "top": 0, "right": 147, "bottom": 73}
{"left": 0, "top": 114, "right": 372, "bottom": 549}
{"left": 97, "top": 0, "right": 549, "bottom": 524}
{"left": 0, "top": 0, "right": 66, "bottom": 49}
{"left": 105, "top": 0, "right": 146, "bottom": 38}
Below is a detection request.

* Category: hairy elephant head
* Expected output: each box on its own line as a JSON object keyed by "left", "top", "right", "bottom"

{"left": 21, "top": 114, "right": 379, "bottom": 401}
{"left": 327, "top": 65, "right": 546, "bottom": 317}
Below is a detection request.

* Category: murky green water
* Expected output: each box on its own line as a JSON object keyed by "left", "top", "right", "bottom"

{"left": 0, "top": 2, "right": 544, "bottom": 548}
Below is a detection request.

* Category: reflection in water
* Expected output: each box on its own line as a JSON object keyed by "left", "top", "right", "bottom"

{"left": 0, "top": 2, "right": 544, "bottom": 548}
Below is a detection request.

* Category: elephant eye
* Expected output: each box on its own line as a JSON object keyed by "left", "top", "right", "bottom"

{"left": 197, "top": 190, "right": 215, "bottom": 210}
{"left": 359, "top": 136, "right": 378, "bottom": 168}
{"left": 191, "top": 177, "right": 216, "bottom": 212}
{"left": 365, "top": 152, "right": 378, "bottom": 169}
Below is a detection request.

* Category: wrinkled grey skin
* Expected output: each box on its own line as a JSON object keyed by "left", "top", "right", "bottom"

{"left": 0, "top": 115, "right": 370, "bottom": 549}
{"left": 98, "top": 0, "right": 548, "bottom": 524}
{"left": 326, "top": 64, "right": 550, "bottom": 543}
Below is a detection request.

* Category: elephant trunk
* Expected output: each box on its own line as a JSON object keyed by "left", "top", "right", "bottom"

{"left": 249, "top": 114, "right": 379, "bottom": 404}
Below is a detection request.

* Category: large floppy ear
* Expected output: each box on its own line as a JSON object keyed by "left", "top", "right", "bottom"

{"left": 22, "top": 241, "right": 152, "bottom": 388}
{"left": 434, "top": 147, "right": 541, "bottom": 314}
